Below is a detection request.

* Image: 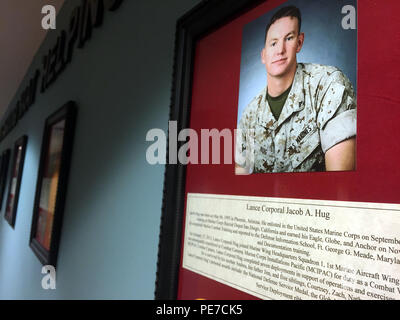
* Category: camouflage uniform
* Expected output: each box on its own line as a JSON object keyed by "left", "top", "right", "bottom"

{"left": 235, "top": 63, "right": 356, "bottom": 173}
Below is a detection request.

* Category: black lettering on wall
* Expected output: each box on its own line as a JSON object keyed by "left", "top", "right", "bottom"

{"left": 0, "top": 0, "right": 124, "bottom": 141}
{"left": 79, "top": 0, "right": 105, "bottom": 48}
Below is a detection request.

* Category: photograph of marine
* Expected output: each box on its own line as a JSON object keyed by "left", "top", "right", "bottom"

{"left": 235, "top": 6, "right": 356, "bottom": 174}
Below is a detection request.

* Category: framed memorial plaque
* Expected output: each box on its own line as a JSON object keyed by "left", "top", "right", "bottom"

{"left": 0, "top": 149, "right": 11, "bottom": 211}
{"left": 29, "top": 101, "right": 77, "bottom": 267}
{"left": 156, "top": 0, "right": 400, "bottom": 300}
{"left": 4, "top": 135, "right": 28, "bottom": 228}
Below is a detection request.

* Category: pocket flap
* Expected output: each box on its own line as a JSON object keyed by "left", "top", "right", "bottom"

{"left": 290, "top": 129, "right": 320, "bottom": 169}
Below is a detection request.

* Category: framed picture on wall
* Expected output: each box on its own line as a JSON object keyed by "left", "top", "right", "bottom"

{"left": 29, "top": 101, "right": 77, "bottom": 267}
{"left": 155, "top": 0, "right": 400, "bottom": 300}
{"left": 4, "top": 135, "right": 28, "bottom": 228}
{"left": 0, "top": 148, "right": 11, "bottom": 211}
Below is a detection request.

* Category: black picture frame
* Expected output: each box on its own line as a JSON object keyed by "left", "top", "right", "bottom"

{"left": 4, "top": 135, "right": 28, "bottom": 228}
{"left": 155, "top": 0, "right": 265, "bottom": 299}
{"left": 0, "top": 148, "right": 11, "bottom": 211}
{"left": 29, "top": 101, "right": 77, "bottom": 267}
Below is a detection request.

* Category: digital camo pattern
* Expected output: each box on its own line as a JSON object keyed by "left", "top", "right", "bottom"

{"left": 236, "top": 63, "right": 357, "bottom": 173}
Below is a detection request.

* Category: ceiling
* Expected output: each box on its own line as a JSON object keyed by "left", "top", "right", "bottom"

{"left": 0, "top": 0, "right": 65, "bottom": 121}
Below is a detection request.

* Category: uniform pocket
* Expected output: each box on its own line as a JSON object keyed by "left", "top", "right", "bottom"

{"left": 289, "top": 128, "right": 320, "bottom": 169}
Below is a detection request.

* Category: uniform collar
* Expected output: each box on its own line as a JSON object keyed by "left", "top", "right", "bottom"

{"left": 260, "top": 64, "right": 306, "bottom": 131}
{"left": 276, "top": 64, "right": 305, "bottom": 128}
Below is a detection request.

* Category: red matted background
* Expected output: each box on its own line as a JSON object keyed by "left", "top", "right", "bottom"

{"left": 177, "top": 0, "right": 400, "bottom": 299}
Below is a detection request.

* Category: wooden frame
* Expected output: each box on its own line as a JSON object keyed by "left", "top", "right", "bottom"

{"left": 4, "top": 135, "right": 28, "bottom": 228}
{"left": 29, "top": 101, "right": 77, "bottom": 267}
{"left": 155, "top": 0, "right": 264, "bottom": 299}
{"left": 0, "top": 148, "right": 11, "bottom": 211}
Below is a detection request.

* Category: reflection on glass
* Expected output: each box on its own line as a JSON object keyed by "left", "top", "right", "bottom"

{"left": 35, "top": 120, "right": 65, "bottom": 250}
{"left": 5, "top": 146, "right": 23, "bottom": 221}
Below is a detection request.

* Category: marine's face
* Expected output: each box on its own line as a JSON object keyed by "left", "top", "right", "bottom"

{"left": 261, "top": 16, "right": 304, "bottom": 79}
